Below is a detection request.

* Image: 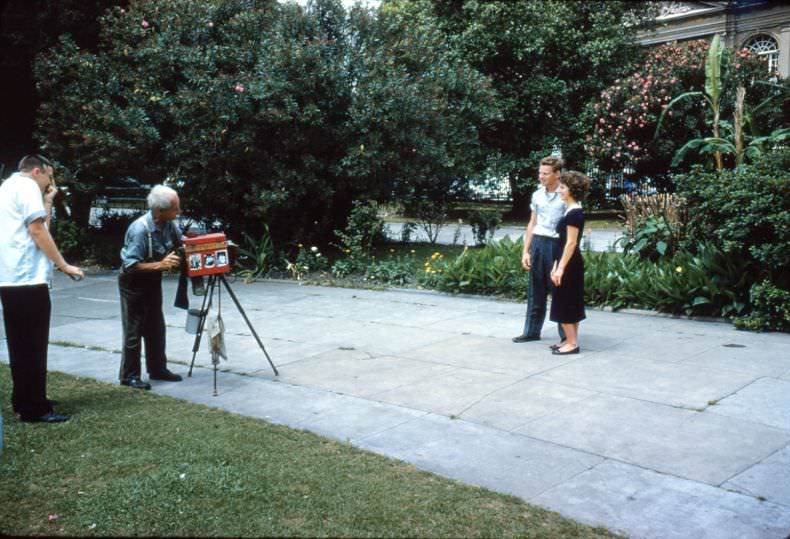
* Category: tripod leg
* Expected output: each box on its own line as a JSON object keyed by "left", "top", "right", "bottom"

{"left": 188, "top": 275, "right": 216, "bottom": 377}
{"left": 219, "top": 274, "right": 279, "bottom": 376}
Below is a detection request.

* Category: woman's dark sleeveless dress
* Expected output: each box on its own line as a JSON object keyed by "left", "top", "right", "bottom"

{"left": 550, "top": 207, "right": 586, "bottom": 324}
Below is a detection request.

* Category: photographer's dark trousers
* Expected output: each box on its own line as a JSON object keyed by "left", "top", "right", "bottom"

{"left": 1, "top": 284, "right": 53, "bottom": 419}
{"left": 119, "top": 273, "right": 168, "bottom": 381}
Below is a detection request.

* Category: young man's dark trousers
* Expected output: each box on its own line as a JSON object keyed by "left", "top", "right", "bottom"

{"left": 1, "top": 284, "right": 53, "bottom": 419}
{"left": 522, "top": 235, "right": 566, "bottom": 340}
{"left": 118, "top": 273, "right": 168, "bottom": 382}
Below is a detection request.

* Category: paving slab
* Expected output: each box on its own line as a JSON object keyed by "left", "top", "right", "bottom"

{"left": 399, "top": 334, "right": 582, "bottom": 375}
{"left": 533, "top": 460, "right": 790, "bottom": 539}
{"left": 371, "top": 367, "right": 522, "bottom": 416}
{"left": 357, "top": 412, "right": 604, "bottom": 500}
{"left": 596, "top": 331, "right": 726, "bottom": 362}
{"left": 723, "top": 444, "right": 790, "bottom": 507}
{"left": 276, "top": 349, "right": 456, "bottom": 398}
{"left": 516, "top": 393, "right": 790, "bottom": 485}
{"left": 459, "top": 378, "right": 597, "bottom": 431}
{"left": 533, "top": 353, "right": 759, "bottom": 409}
{"left": 49, "top": 319, "right": 124, "bottom": 351}
{"left": 708, "top": 377, "right": 790, "bottom": 431}
{"left": 681, "top": 341, "right": 790, "bottom": 378}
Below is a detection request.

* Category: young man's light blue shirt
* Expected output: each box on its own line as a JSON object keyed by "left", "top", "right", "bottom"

{"left": 530, "top": 186, "right": 566, "bottom": 238}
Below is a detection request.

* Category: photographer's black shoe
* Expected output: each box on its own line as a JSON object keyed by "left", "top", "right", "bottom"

{"left": 150, "top": 369, "right": 182, "bottom": 382}
{"left": 121, "top": 377, "right": 151, "bottom": 390}
{"left": 21, "top": 412, "right": 70, "bottom": 423}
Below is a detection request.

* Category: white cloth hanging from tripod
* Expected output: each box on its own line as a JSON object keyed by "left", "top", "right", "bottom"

{"left": 205, "top": 309, "right": 227, "bottom": 363}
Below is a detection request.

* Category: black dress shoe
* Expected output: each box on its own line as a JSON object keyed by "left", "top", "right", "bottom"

{"left": 149, "top": 370, "right": 182, "bottom": 382}
{"left": 552, "top": 347, "right": 580, "bottom": 355}
{"left": 512, "top": 334, "right": 541, "bottom": 343}
{"left": 21, "top": 412, "right": 70, "bottom": 423}
{"left": 121, "top": 377, "right": 152, "bottom": 390}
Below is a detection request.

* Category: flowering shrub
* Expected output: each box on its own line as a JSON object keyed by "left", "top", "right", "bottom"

{"left": 585, "top": 39, "right": 769, "bottom": 175}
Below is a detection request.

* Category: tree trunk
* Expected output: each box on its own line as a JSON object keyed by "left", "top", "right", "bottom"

{"left": 712, "top": 108, "right": 723, "bottom": 171}
{"left": 734, "top": 86, "right": 746, "bottom": 166}
{"left": 70, "top": 190, "right": 94, "bottom": 229}
{"left": 506, "top": 172, "right": 530, "bottom": 220}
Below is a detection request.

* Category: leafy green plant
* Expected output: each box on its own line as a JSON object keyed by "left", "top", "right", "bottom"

{"left": 617, "top": 216, "right": 676, "bottom": 260}
{"left": 294, "top": 245, "right": 329, "bottom": 274}
{"left": 433, "top": 237, "right": 528, "bottom": 297}
{"left": 584, "top": 244, "right": 750, "bottom": 318}
{"left": 334, "top": 201, "right": 386, "bottom": 258}
{"left": 656, "top": 35, "right": 787, "bottom": 169}
{"left": 618, "top": 194, "right": 686, "bottom": 260}
{"left": 52, "top": 218, "right": 91, "bottom": 262}
{"left": 656, "top": 34, "right": 726, "bottom": 170}
{"left": 466, "top": 209, "right": 504, "bottom": 246}
{"left": 237, "top": 225, "right": 275, "bottom": 281}
{"left": 365, "top": 257, "right": 416, "bottom": 286}
{"left": 674, "top": 151, "right": 790, "bottom": 289}
{"left": 733, "top": 280, "right": 790, "bottom": 332}
{"left": 400, "top": 221, "right": 417, "bottom": 243}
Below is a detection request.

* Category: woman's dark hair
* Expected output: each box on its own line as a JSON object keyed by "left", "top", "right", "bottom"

{"left": 560, "top": 171, "right": 591, "bottom": 202}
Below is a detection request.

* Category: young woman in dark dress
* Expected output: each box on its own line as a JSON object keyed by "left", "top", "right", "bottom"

{"left": 549, "top": 171, "right": 590, "bottom": 355}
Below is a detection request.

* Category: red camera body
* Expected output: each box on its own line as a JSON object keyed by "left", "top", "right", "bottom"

{"left": 183, "top": 233, "right": 230, "bottom": 277}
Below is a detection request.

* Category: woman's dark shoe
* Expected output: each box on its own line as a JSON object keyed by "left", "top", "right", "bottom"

{"left": 552, "top": 347, "right": 580, "bottom": 355}
{"left": 549, "top": 341, "right": 567, "bottom": 351}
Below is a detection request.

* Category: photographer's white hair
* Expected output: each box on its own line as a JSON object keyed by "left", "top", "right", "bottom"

{"left": 147, "top": 185, "right": 178, "bottom": 210}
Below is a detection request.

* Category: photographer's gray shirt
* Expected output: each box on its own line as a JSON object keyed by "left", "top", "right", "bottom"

{"left": 120, "top": 211, "right": 181, "bottom": 272}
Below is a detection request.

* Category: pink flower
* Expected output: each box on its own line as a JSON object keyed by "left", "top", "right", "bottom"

{"left": 234, "top": 83, "right": 245, "bottom": 93}
{"left": 141, "top": 19, "right": 149, "bottom": 28}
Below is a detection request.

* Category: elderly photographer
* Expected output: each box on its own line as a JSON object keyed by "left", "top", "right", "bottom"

{"left": 118, "top": 185, "right": 183, "bottom": 390}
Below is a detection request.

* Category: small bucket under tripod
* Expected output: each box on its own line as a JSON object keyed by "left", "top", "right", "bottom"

{"left": 186, "top": 308, "right": 205, "bottom": 334}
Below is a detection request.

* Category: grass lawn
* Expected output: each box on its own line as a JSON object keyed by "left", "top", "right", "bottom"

{"left": 0, "top": 366, "right": 617, "bottom": 537}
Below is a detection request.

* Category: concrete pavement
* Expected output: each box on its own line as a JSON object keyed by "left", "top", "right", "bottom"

{"left": 2, "top": 272, "right": 790, "bottom": 538}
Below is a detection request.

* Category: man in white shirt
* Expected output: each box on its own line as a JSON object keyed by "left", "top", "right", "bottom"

{"left": 0, "top": 155, "right": 84, "bottom": 423}
{"left": 513, "top": 155, "right": 567, "bottom": 344}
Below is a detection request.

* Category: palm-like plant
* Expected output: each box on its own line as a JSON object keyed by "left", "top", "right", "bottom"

{"left": 657, "top": 35, "right": 789, "bottom": 169}
{"left": 656, "top": 34, "right": 725, "bottom": 170}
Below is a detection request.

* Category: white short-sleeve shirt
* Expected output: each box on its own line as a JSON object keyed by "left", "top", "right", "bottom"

{"left": 0, "top": 172, "right": 52, "bottom": 287}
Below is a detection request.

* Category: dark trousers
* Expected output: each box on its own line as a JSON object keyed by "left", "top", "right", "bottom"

{"left": 119, "top": 273, "right": 168, "bottom": 381}
{"left": 1, "top": 284, "right": 53, "bottom": 419}
{"left": 523, "top": 235, "right": 566, "bottom": 340}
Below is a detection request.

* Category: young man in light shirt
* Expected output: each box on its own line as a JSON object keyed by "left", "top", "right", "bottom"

{"left": 0, "top": 154, "right": 84, "bottom": 423}
{"left": 513, "top": 155, "right": 566, "bottom": 344}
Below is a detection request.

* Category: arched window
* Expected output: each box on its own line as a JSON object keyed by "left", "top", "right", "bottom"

{"left": 743, "top": 34, "right": 779, "bottom": 74}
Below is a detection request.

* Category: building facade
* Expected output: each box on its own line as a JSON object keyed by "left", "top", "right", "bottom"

{"left": 639, "top": 1, "right": 790, "bottom": 78}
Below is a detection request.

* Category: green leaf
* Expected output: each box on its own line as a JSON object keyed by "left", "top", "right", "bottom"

{"left": 692, "top": 296, "right": 711, "bottom": 306}
{"left": 705, "top": 35, "right": 723, "bottom": 107}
